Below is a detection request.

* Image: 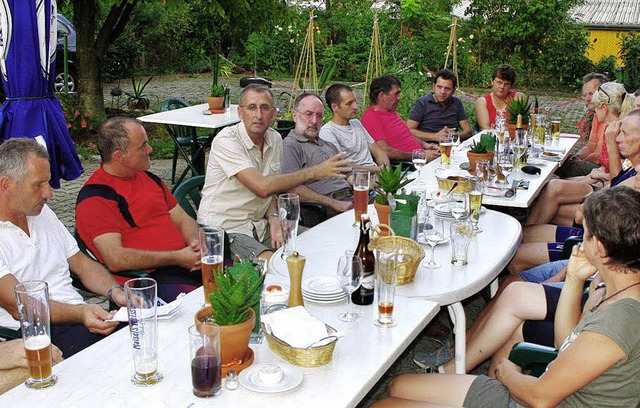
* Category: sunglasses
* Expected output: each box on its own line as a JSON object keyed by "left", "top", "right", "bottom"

{"left": 597, "top": 84, "right": 611, "bottom": 105}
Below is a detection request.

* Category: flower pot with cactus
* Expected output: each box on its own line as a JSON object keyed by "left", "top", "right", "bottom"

{"left": 506, "top": 95, "right": 531, "bottom": 138}
{"left": 467, "top": 134, "right": 496, "bottom": 174}
{"left": 374, "top": 165, "right": 413, "bottom": 234}
{"left": 207, "top": 84, "right": 226, "bottom": 112}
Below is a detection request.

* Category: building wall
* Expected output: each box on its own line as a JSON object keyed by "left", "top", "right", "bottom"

{"left": 586, "top": 29, "right": 627, "bottom": 64}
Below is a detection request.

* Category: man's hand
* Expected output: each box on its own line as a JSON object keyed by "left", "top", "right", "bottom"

{"left": 313, "top": 152, "right": 353, "bottom": 179}
{"left": 588, "top": 167, "right": 611, "bottom": 182}
{"left": 493, "top": 357, "right": 523, "bottom": 381}
{"left": 0, "top": 339, "right": 63, "bottom": 370}
{"left": 422, "top": 142, "right": 441, "bottom": 162}
{"left": 269, "top": 217, "right": 284, "bottom": 249}
{"left": 566, "top": 244, "right": 597, "bottom": 284}
{"left": 331, "top": 200, "right": 353, "bottom": 213}
{"left": 82, "top": 304, "right": 120, "bottom": 335}
{"left": 173, "top": 245, "right": 201, "bottom": 272}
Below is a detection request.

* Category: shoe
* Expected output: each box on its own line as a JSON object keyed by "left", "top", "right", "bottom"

{"left": 413, "top": 339, "right": 453, "bottom": 370}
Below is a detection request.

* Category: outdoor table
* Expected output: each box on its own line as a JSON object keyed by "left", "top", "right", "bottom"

{"left": 269, "top": 205, "right": 522, "bottom": 374}
{"left": 138, "top": 104, "right": 240, "bottom": 189}
{"left": 0, "top": 286, "right": 438, "bottom": 407}
{"left": 413, "top": 133, "right": 579, "bottom": 208}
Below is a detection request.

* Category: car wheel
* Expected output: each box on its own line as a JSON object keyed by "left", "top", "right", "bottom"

{"left": 55, "top": 70, "right": 77, "bottom": 92}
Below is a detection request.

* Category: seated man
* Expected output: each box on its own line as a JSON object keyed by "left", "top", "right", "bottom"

{"left": 0, "top": 339, "right": 62, "bottom": 394}
{"left": 320, "top": 83, "right": 390, "bottom": 172}
{"left": 0, "top": 138, "right": 127, "bottom": 358}
{"left": 406, "top": 68, "right": 472, "bottom": 143}
{"left": 75, "top": 117, "right": 202, "bottom": 302}
{"left": 283, "top": 93, "right": 355, "bottom": 227}
{"left": 361, "top": 74, "right": 440, "bottom": 162}
{"left": 198, "top": 84, "right": 351, "bottom": 261}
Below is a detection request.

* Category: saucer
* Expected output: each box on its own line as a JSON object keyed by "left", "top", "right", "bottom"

{"left": 239, "top": 363, "right": 303, "bottom": 393}
{"left": 222, "top": 347, "right": 254, "bottom": 376}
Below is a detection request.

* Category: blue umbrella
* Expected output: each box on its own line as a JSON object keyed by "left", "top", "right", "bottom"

{"left": 0, "top": 0, "right": 83, "bottom": 188}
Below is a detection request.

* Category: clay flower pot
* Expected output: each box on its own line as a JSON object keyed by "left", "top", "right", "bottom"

{"left": 207, "top": 96, "right": 225, "bottom": 112}
{"left": 374, "top": 202, "right": 390, "bottom": 236}
{"left": 195, "top": 306, "right": 255, "bottom": 367}
{"left": 466, "top": 151, "right": 495, "bottom": 175}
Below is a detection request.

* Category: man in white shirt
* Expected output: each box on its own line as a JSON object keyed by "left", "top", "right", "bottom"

{"left": 320, "top": 83, "right": 390, "bottom": 173}
{"left": 0, "top": 138, "right": 127, "bottom": 358}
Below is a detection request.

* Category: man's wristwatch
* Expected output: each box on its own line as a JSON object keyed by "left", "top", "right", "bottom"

{"left": 107, "top": 283, "right": 124, "bottom": 304}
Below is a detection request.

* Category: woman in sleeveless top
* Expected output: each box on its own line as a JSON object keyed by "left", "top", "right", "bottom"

{"left": 475, "top": 64, "right": 526, "bottom": 130}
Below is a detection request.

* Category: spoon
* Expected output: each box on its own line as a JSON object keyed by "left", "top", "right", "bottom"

{"left": 444, "top": 182, "right": 459, "bottom": 197}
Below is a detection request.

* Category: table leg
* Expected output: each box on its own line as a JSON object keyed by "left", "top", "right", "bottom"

{"left": 447, "top": 302, "right": 466, "bottom": 374}
{"left": 489, "top": 278, "right": 499, "bottom": 298}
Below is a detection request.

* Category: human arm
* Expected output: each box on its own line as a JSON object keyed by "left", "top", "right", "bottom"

{"left": 372, "top": 140, "right": 413, "bottom": 161}
{"left": 475, "top": 97, "right": 491, "bottom": 130}
{"left": 0, "top": 339, "right": 62, "bottom": 370}
{"left": 458, "top": 119, "right": 473, "bottom": 140}
{"left": 369, "top": 142, "right": 390, "bottom": 169}
{"left": 290, "top": 185, "right": 353, "bottom": 213}
{"left": 67, "top": 251, "right": 127, "bottom": 307}
{"left": 265, "top": 198, "right": 283, "bottom": 250}
{"left": 168, "top": 203, "right": 200, "bottom": 250}
{"left": 604, "top": 120, "right": 623, "bottom": 178}
{"left": 406, "top": 119, "right": 450, "bottom": 143}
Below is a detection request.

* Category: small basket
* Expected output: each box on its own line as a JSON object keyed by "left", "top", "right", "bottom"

{"left": 261, "top": 322, "right": 338, "bottom": 367}
{"left": 370, "top": 224, "right": 425, "bottom": 285}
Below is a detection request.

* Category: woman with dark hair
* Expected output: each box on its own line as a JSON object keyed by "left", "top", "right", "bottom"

{"left": 474, "top": 64, "right": 525, "bottom": 130}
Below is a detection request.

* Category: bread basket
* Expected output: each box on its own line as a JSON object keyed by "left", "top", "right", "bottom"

{"left": 370, "top": 224, "right": 425, "bottom": 285}
{"left": 261, "top": 322, "right": 338, "bottom": 367}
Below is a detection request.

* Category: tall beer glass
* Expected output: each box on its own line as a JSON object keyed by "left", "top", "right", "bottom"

{"left": 199, "top": 227, "right": 225, "bottom": 303}
{"left": 14, "top": 280, "right": 57, "bottom": 389}
{"left": 278, "top": 193, "right": 300, "bottom": 258}
{"left": 353, "top": 170, "right": 370, "bottom": 226}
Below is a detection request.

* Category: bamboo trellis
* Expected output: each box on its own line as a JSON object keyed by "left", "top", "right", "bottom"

{"left": 287, "top": 11, "right": 319, "bottom": 115}
{"left": 364, "top": 14, "right": 383, "bottom": 107}
{"left": 444, "top": 17, "right": 460, "bottom": 80}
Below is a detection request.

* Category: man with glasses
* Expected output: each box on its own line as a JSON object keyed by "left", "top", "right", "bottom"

{"left": 475, "top": 64, "right": 525, "bottom": 130}
{"left": 282, "top": 93, "right": 355, "bottom": 227}
{"left": 198, "top": 85, "right": 351, "bottom": 261}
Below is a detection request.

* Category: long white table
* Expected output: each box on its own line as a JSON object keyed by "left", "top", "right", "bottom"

{"left": 269, "top": 206, "right": 522, "bottom": 374}
{"left": 1, "top": 285, "right": 438, "bottom": 407}
{"left": 413, "top": 133, "right": 579, "bottom": 208}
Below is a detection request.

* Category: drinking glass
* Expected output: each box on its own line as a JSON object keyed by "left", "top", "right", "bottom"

{"left": 423, "top": 219, "right": 444, "bottom": 269}
{"left": 448, "top": 192, "right": 468, "bottom": 221}
{"left": 469, "top": 184, "right": 483, "bottom": 234}
{"left": 550, "top": 116, "right": 561, "bottom": 142}
{"left": 449, "top": 129, "right": 460, "bottom": 148}
{"left": 199, "top": 226, "right": 224, "bottom": 304}
{"left": 495, "top": 109, "right": 507, "bottom": 135}
{"left": 438, "top": 135, "right": 453, "bottom": 168}
{"left": 353, "top": 170, "right": 370, "bottom": 226}
{"left": 278, "top": 193, "right": 300, "bottom": 258}
{"left": 14, "top": 281, "right": 57, "bottom": 389}
{"left": 125, "top": 278, "right": 163, "bottom": 386}
{"left": 374, "top": 248, "right": 398, "bottom": 327}
{"left": 475, "top": 160, "right": 491, "bottom": 189}
{"left": 189, "top": 324, "right": 222, "bottom": 398}
{"left": 336, "top": 251, "right": 363, "bottom": 322}
{"left": 496, "top": 149, "right": 513, "bottom": 185}
{"left": 512, "top": 131, "right": 527, "bottom": 175}
{"left": 451, "top": 220, "right": 473, "bottom": 266}
{"left": 411, "top": 149, "right": 427, "bottom": 187}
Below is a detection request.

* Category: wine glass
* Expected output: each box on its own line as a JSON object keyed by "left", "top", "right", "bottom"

{"left": 496, "top": 153, "right": 513, "bottom": 185}
{"left": 412, "top": 149, "right": 427, "bottom": 187}
{"left": 449, "top": 129, "right": 460, "bottom": 149}
{"left": 423, "top": 220, "right": 444, "bottom": 269}
{"left": 336, "top": 251, "right": 363, "bottom": 322}
{"left": 448, "top": 192, "right": 468, "bottom": 221}
{"left": 469, "top": 184, "right": 483, "bottom": 234}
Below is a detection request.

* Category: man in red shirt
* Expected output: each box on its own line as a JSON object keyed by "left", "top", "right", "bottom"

{"left": 76, "top": 117, "right": 201, "bottom": 301}
{"left": 361, "top": 75, "right": 440, "bottom": 162}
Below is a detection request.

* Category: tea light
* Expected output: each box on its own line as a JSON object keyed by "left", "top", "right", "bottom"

{"left": 258, "top": 363, "right": 284, "bottom": 385}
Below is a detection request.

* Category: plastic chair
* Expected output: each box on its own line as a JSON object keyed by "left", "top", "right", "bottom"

{"left": 508, "top": 342, "right": 558, "bottom": 377}
{"left": 173, "top": 175, "right": 205, "bottom": 220}
{"left": 161, "top": 98, "right": 210, "bottom": 184}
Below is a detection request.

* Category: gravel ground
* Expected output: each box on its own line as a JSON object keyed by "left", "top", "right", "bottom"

{"left": 46, "top": 74, "right": 585, "bottom": 406}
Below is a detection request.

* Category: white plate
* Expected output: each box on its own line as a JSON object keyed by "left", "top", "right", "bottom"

{"left": 302, "top": 276, "right": 343, "bottom": 296}
{"left": 434, "top": 203, "right": 451, "bottom": 213}
{"left": 526, "top": 158, "right": 546, "bottom": 165}
{"left": 484, "top": 186, "right": 508, "bottom": 197}
{"left": 302, "top": 289, "right": 347, "bottom": 301}
{"left": 302, "top": 294, "right": 348, "bottom": 304}
{"left": 239, "top": 363, "right": 303, "bottom": 393}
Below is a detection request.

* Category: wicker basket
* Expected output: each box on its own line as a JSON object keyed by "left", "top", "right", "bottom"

{"left": 261, "top": 322, "right": 338, "bottom": 367}
{"left": 370, "top": 224, "right": 425, "bottom": 285}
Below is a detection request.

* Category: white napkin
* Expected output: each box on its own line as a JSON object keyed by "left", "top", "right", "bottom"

{"left": 545, "top": 145, "right": 566, "bottom": 153}
{"left": 107, "top": 293, "right": 184, "bottom": 322}
{"left": 261, "top": 306, "right": 330, "bottom": 348}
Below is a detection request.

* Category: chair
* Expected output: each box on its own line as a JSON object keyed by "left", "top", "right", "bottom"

{"left": 161, "top": 98, "right": 210, "bottom": 184}
{"left": 508, "top": 341, "right": 558, "bottom": 378}
{"left": 390, "top": 160, "right": 416, "bottom": 172}
{"left": 563, "top": 235, "right": 584, "bottom": 259}
{"left": 173, "top": 175, "right": 205, "bottom": 220}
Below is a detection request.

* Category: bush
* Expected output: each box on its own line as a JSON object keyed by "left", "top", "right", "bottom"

{"left": 56, "top": 93, "right": 102, "bottom": 138}
{"left": 619, "top": 32, "right": 640, "bottom": 92}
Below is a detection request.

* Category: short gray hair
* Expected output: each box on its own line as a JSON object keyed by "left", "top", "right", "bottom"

{"left": 239, "top": 84, "right": 274, "bottom": 106}
{"left": 582, "top": 72, "right": 608, "bottom": 86}
{"left": 0, "top": 138, "right": 49, "bottom": 182}
{"left": 97, "top": 117, "right": 142, "bottom": 162}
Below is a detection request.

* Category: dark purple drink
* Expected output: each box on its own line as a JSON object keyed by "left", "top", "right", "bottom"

{"left": 191, "top": 351, "right": 221, "bottom": 397}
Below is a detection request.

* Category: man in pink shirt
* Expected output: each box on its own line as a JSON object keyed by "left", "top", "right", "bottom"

{"left": 361, "top": 75, "right": 440, "bottom": 162}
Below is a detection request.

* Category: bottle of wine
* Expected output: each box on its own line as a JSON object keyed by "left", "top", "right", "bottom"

{"left": 352, "top": 214, "right": 375, "bottom": 305}
{"left": 516, "top": 113, "right": 523, "bottom": 130}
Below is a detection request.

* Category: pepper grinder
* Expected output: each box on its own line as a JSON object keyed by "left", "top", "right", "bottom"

{"left": 286, "top": 251, "right": 305, "bottom": 307}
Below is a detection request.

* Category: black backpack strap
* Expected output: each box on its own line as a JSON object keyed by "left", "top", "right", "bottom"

{"left": 76, "top": 184, "right": 137, "bottom": 228}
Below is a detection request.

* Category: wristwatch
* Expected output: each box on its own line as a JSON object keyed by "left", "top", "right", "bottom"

{"left": 107, "top": 283, "right": 124, "bottom": 303}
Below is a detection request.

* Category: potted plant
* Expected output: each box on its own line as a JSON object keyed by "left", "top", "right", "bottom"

{"left": 125, "top": 74, "right": 153, "bottom": 110}
{"left": 506, "top": 95, "right": 531, "bottom": 137}
{"left": 207, "top": 84, "right": 226, "bottom": 112}
{"left": 194, "top": 259, "right": 265, "bottom": 371}
{"left": 467, "top": 134, "right": 496, "bottom": 174}
{"left": 374, "top": 165, "right": 413, "bottom": 233}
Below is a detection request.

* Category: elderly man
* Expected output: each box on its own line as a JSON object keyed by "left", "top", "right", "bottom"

{"left": 320, "top": 83, "right": 390, "bottom": 173}
{"left": 198, "top": 84, "right": 351, "bottom": 261}
{"left": 75, "top": 117, "right": 202, "bottom": 302}
{"left": 407, "top": 69, "right": 472, "bottom": 143}
{"left": 361, "top": 74, "right": 440, "bottom": 162}
{"left": 0, "top": 138, "right": 127, "bottom": 358}
{"left": 283, "top": 93, "right": 355, "bottom": 227}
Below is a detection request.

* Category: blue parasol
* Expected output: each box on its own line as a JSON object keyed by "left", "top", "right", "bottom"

{"left": 0, "top": 0, "right": 83, "bottom": 188}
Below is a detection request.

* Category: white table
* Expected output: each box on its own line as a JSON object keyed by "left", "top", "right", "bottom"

{"left": 1, "top": 288, "right": 438, "bottom": 407}
{"left": 413, "top": 133, "right": 579, "bottom": 208}
{"left": 269, "top": 206, "right": 522, "bottom": 374}
{"left": 138, "top": 104, "right": 240, "bottom": 188}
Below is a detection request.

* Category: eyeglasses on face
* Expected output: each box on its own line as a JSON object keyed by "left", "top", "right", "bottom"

{"left": 295, "top": 110, "right": 324, "bottom": 120}
{"left": 494, "top": 78, "right": 512, "bottom": 88}
{"left": 239, "top": 104, "right": 274, "bottom": 113}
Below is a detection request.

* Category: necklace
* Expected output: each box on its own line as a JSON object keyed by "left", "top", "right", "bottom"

{"left": 590, "top": 281, "right": 640, "bottom": 312}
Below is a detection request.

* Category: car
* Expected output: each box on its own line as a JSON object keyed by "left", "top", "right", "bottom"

{"left": 0, "top": 14, "right": 77, "bottom": 102}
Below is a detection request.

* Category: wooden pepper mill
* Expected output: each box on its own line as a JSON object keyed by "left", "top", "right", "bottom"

{"left": 286, "top": 251, "right": 305, "bottom": 307}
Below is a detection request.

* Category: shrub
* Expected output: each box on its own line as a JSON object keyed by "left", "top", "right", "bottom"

{"left": 619, "top": 32, "right": 640, "bottom": 92}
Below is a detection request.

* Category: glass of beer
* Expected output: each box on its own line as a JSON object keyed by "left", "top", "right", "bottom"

{"left": 14, "top": 280, "right": 57, "bottom": 389}
{"left": 550, "top": 116, "right": 561, "bottom": 143}
{"left": 189, "top": 324, "right": 222, "bottom": 398}
{"left": 199, "top": 226, "right": 225, "bottom": 303}
{"left": 469, "top": 184, "right": 483, "bottom": 234}
{"left": 124, "top": 278, "right": 163, "bottom": 386}
{"left": 353, "top": 170, "right": 370, "bottom": 226}
{"left": 374, "top": 248, "right": 398, "bottom": 327}
{"left": 439, "top": 135, "right": 453, "bottom": 168}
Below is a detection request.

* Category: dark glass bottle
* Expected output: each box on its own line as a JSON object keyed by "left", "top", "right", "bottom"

{"left": 352, "top": 214, "right": 375, "bottom": 305}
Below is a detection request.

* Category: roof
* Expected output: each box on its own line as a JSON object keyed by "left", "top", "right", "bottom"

{"left": 452, "top": 0, "right": 640, "bottom": 29}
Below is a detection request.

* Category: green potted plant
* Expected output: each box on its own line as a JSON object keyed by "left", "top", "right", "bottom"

{"left": 467, "top": 134, "right": 497, "bottom": 174}
{"left": 194, "top": 259, "right": 265, "bottom": 371}
{"left": 125, "top": 74, "right": 153, "bottom": 110}
{"left": 506, "top": 95, "right": 531, "bottom": 137}
{"left": 207, "top": 84, "right": 226, "bottom": 112}
{"left": 374, "top": 165, "right": 413, "bottom": 232}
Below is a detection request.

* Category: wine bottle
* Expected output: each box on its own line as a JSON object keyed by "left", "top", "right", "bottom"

{"left": 352, "top": 214, "right": 375, "bottom": 305}
{"left": 516, "top": 113, "right": 523, "bottom": 130}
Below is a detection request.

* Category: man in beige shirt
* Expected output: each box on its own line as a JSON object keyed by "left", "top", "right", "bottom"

{"left": 197, "top": 84, "right": 351, "bottom": 261}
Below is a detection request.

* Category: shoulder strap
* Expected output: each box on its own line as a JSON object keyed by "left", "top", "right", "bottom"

{"left": 76, "top": 184, "right": 137, "bottom": 228}
{"left": 144, "top": 171, "right": 164, "bottom": 190}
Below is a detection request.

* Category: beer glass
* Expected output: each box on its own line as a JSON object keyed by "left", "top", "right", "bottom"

{"left": 374, "top": 248, "right": 398, "bottom": 327}
{"left": 469, "top": 184, "right": 484, "bottom": 234}
{"left": 199, "top": 226, "right": 225, "bottom": 303}
{"left": 550, "top": 116, "right": 561, "bottom": 144}
{"left": 125, "top": 278, "right": 163, "bottom": 386}
{"left": 353, "top": 170, "right": 370, "bottom": 226}
{"left": 189, "top": 324, "right": 222, "bottom": 398}
{"left": 278, "top": 193, "right": 300, "bottom": 258}
{"left": 439, "top": 135, "right": 453, "bottom": 168}
{"left": 451, "top": 220, "right": 473, "bottom": 266}
{"left": 14, "top": 281, "right": 57, "bottom": 389}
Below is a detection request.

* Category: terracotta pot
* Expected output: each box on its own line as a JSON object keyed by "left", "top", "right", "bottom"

{"left": 505, "top": 123, "right": 528, "bottom": 140}
{"left": 207, "top": 96, "right": 225, "bottom": 112}
{"left": 194, "top": 306, "right": 255, "bottom": 367}
{"left": 373, "top": 202, "right": 390, "bottom": 236}
{"left": 466, "top": 151, "right": 495, "bottom": 175}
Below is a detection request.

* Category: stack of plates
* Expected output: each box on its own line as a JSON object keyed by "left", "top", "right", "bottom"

{"left": 301, "top": 276, "right": 347, "bottom": 304}
{"left": 434, "top": 203, "right": 455, "bottom": 220}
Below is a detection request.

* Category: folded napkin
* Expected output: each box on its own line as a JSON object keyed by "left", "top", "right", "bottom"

{"left": 108, "top": 293, "right": 185, "bottom": 322}
{"left": 261, "top": 306, "right": 331, "bottom": 348}
{"left": 545, "top": 145, "right": 566, "bottom": 153}
{"left": 540, "top": 155, "right": 562, "bottom": 162}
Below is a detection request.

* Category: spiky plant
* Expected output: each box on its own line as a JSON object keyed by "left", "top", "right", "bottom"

{"left": 374, "top": 164, "right": 413, "bottom": 205}
{"left": 506, "top": 95, "right": 531, "bottom": 125}
{"left": 469, "top": 134, "right": 497, "bottom": 154}
{"left": 208, "top": 260, "right": 265, "bottom": 326}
